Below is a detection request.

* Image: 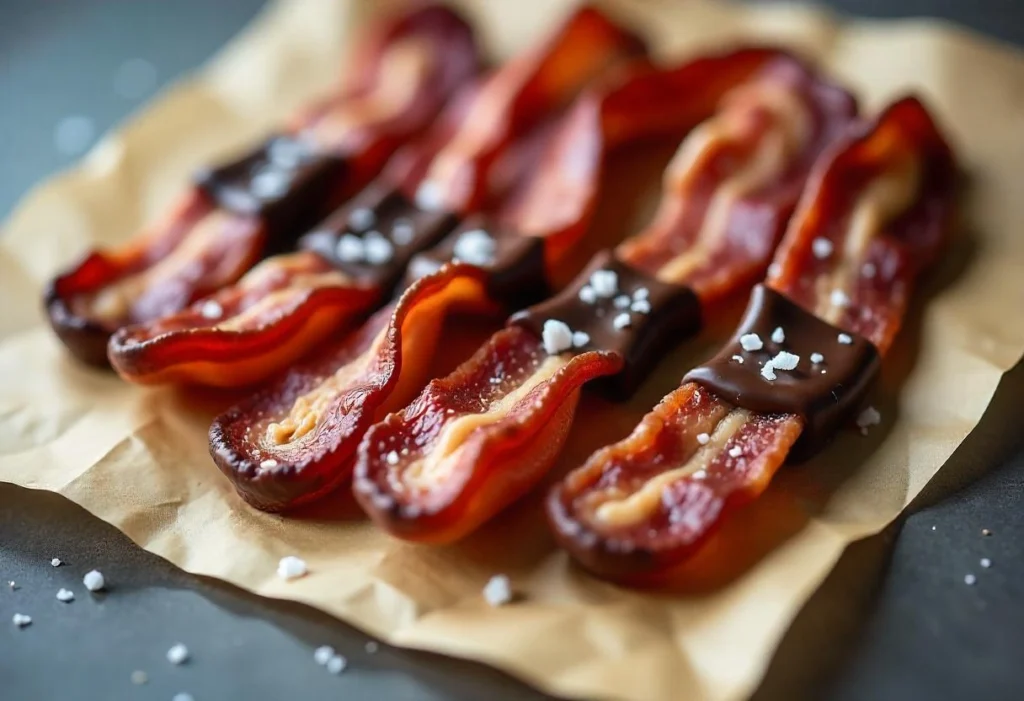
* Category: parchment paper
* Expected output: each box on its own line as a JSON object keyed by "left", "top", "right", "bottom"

{"left": 3, "top": 2, "right": 1024, "bottom": 700}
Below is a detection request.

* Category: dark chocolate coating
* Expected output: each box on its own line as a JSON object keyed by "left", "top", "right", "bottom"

{"left": 509, "top": 250, "right": 701, "bottom": 400}
{"left": 684, "top": 284, "right": 880, "bottom": 459}
{"left": 403, "top": 214, "right": 549, "bottom": 309}
{"left": 195, "top": 133, "right": 346, "bottom": 250}
{"left": 299, "top": 182, "right": 458, "bottom": 294}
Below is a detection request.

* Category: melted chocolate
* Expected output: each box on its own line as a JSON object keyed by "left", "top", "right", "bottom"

{"left": 510, "top": 251, "right": 701, "bottom": 399}
{"left": 195, "top": 133, "right": 346, "bottom": 249}
{"left": 298, "top": 182, "right": 458, "bottom": 294}
{"left": 684, "top": 284, "right": 880, "bottom": 459}
{"left": 403, "top": 214, "right": 549, "bottom": 308}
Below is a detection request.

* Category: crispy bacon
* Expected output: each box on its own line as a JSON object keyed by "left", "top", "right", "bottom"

{"left": 45, "top": 4, "right": 480, "bottom": 367}
{"left": 106, "top": 4, "right": 646, "bottom": 388}
{"left": 354, "top": 57, "right": 857, "bottom": 542}
{"left": 549, "top": 97, "right": 956, "bottom": 582}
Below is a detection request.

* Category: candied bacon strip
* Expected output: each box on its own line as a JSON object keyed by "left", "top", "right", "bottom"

{"left": 107, "top": 4, "right": 646, "bottom": 388}
{"left": 353, "top": 57, "right": 857, "bottom": 542}
{"left": 45, "top": 4, "right": 480, "bottom": 368}
{"left": 549, "top": 96, "right": 956, "bottom": 582}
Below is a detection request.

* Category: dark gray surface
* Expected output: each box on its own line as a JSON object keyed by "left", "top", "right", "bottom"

{"left": 2, "top": 2, "right": 1023, "bottom": 701}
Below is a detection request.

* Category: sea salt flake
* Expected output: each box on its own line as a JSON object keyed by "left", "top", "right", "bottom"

{"left": 578, "top": 285, "right": 597, "bottom": 304}
{"left": 314, "top": 645, "right": 335, "bottom": 665}
{"left": 12, "top": 613, "right": 32, "bottom": 628}
{"left": 739, "top": 333, "right": 763, "bottom": 351}
{"left": 696, "top": 433, "right": 710, "bottom": 445}
{"left": 830, "top": 289, "right": 851, "bottom": 308}
{"left": 731, "top": 355, "right": 744, "bottom": 364}
{"left": 812, "top": 237, "right": 833, "bottom": 259}
{"left": 980, "top": 558, "right": 992, "bottom": 568}
{"left": 391, "top": 218, "right": 415, "bottom": 245}
{"left": 770, "top": 351, "right": 799, "bottom": 371}
{"left": 770, "top": 327, "right": 785, "bottom": 344}
{"left": 51, "top": 558, "right": 62, "bottom": 567}
{"left": 613, "top": 294, "right": 631, "bottom": 309}
{"left": 837, "top": 333, "right": 853, "bottom": 345}
{"left": 964, "top": 573, "right": 977, "bottom": 585}
{"left": 56, "top": 588, "right": 74, "bottom": 603}
{"left": 483, "top": 574, "right": 513, "bottom": 606}
{"left": 347, "top": 207, "right": 376, "bottom": 232}
{"left": 277, "top": 556, "right": 308, "bottom": 581}
{"left": 83, "top": 570, "right": 105, "bottom": 592}
{"left": 760, "top": 363, "right": 777, "bottom": 381}
{"left": 408, "top": 256, "right": 442, "bottom": 280}
{"left": 167, "top": 644, "right": 189, "bottom": 665}
{"left": 363, "top": 231, "right": 394, "bottom": 265}
{"left": 612, "top": 312, "right": 631, "bottom": 330}
{"left": 571, "top": 331, "right": 590, "bottom": 348}
{"left": 541, "top": 320, "right": 574, "bottom": 355}
{"left": 250, "top": 169, "right": 289, "bottom": 199}
{"left": 589, "top": 269, "right": 618, "bottom": 297}
{"left": 631, "top": 299, "right": 651, "bottom": 314}
{"left": 810, "top": 352, "right": 825, "bottom": 364}
{"left": 336, "top": 233, "right": 365, "bottom": 262}
{"left": 326, "top": 655, "right": 348, "bottom": 674}
{"left": 633, "top": 287, "right": 649, "bottom": 301}
{"left": 453, "top": 228, "right": 496, "bottom": 266}
{"left": 414, "top": 180, "right": 443, "bottom": 211}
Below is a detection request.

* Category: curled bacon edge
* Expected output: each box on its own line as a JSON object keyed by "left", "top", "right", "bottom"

{"left": 351, "top": 54, "right": 858, "bottom": 543}
{"left": 547, "top": 96, "right": 957, "bottom": 584}
{"left": 44, "top": 4, "right": 480, "bottom": 368}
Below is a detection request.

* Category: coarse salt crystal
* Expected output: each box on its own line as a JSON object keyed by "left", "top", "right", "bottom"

{"left": 386, "top": 451, "right": 399, "bottom": 466}
{"left": 770, "top": 351, "right": 799, "bottom": 371}
{"left": 347, "top": 207, "right": 376, "bottom": 232}
{"left": 728, "top": 446, "right": 743, "bottom": 458}
{"left": 391, "top": 218, "right": 414, "bottom": 245}
{"left": 731, "top": 355, "right": 744, "bottom": 364}
{"left": 631, "top": 299, "right": 651, "bottom": 314}
{"left": 633, "top": 287, "right": 649, "bottom": 301}
{"left": 51, "top": 558, "right": 62, "bottom": 567}
{"left": 810, "top": 352, "right": 825, "bottom": 364}
{"left": 453, "top": 228, "right": 496, "bottom": 266}
{"left": 964, "top": 574, "right": 976, "bottom": 585}
{"left": 981, "top": 558, "right": 992, "bottom": 568}
{"left": 326, "top": 655, "right": 348, "bottom": 674}
{"left": 696, "top": 433, "right": 710, "bottom": 445}
{"left": 613, "top": 294, "right": 631, "bottom": 309}
{"left": 363, "top": 231, "right": 394, "bottom": 265}
{"left": 314, "top": 645, "right": 335, "bottom": 665}
{"left": 83, "top": 570, "right": 105, "bottom": 592}
{"left": 838, "top": 333, "right": 853, "bottom": 345}
{"left": 589, "top": 269, "right": 618, "bottom": 297}
{"left": 414, "top": 180, "right": 444, "bottom": 211}
{"left": 250, "top": 170, "right": 289, "bottom": 199}
{"left": 277, "top": 556, "right": 308, "bottom": 581}
{"left": 812, "top": 237, "right": 833, "bottom": 259}
{"left": 578, "top": 285, "right": 597, "bottom": 304}
{"left": 771, "top": 327, "right": 785, "bottom": 344}
{"left": 830, "top": 289, "right": 851, "bottom": 308}
{"left": 739, "top": 333, "right": 763, "bottom": 352}
{"left": 612, "top": 312, "right": 631, "bottom": 330}
{"left": 200, "top": 300, "right": 223, "bottom": 319}
{"left": 56, "top": 588, "right": 74, "bottom": 603}
{"left": 482, "top": 574, "right": 513, "bottom": 606}
{"left": 12, "top": 613, "right": 32, "bottom": 628}
{"left": 336, "top": 233, "right": 364, "bottom": 262}
{"left": 856, "top": 406, "right": 881, "bottom": 433}
{"left": 571, "top": 331, "right": 590, "bottom": 348}
{"left": 541, "top": 319, "right": 574, "bottom": 355}
{"left": 408, "top": 256, "right": 442, "bottom": 280}
{"left": 761, "top": 363, "right": 777, "bottom": 381}
{"left": 167, "top": 643, "right": 189, "bottom": 665}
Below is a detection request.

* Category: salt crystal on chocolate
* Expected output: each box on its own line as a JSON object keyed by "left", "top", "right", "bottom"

{"left": 612, "top": 312, "right": 631, "bottom": 330}
{"left": 771, "top": 327, "right": 785, "bottom": 344}
{"left": 810, "top": 352, "right": 825, "bottom": 364}
{"left": 348, "top": 207, "right": 376, "bottom": 233}
{"left": 414, "top": 180, "right": 444, "bottom": 211}
{"left": 633, "top": 287, "right": 649, "bottom": 301}
{"left": 578, "top": 285, "right": 597, "bottom": 305}
{"left": 812, "top": 237, "right": 833, "bottom": 259}
{"left": 391, "top": 218, "right": 414, "bottom": 245}
{"left": 731, "top": 355, "right": 744, "bottom": 364}
{"left": 590, "top": 269, "right": 618, "bottom": 298}
{"left": 613, "top": 295, "right": 631, "bottom": 309}
{"left": 770, "top": 351, "right": 799, "bottom": 371}
{"left": 541, "top": 320, "right": 574, "bottom": 355}
{"left": 631, "top": 299, "right": 651, "bottom": 314}
{"left": 571, "top": 331, "right": 590, "bottom": 348}
{"left": 363, "top": 231, "right": 394, "bottom": 265}
{"left": 760, "top": 363, "right": 777, "bottom": 381}
{"left": 838, "top": 333, "right": 853, "bottom": 345}
{"left": 739, "top": 333, "right": 763, "bottom": 351}
{"left": 453, "top": 229, "right": 496, "bottom": 266}
{"left": 336, "top": 233, "right": 364, "bottom": 262}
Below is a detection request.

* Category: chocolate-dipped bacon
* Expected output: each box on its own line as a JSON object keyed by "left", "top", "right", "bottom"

{"left": 548, "top": 97, "right": 955, "bottom": 583}
{"left": 107, "top": 4, "right": 645, "bottom": 388}
{"left": 354, "top": 57, "right": 857, "bottom": 543}
{"left": 46, "top": 4, "right": 480, "bottom": 368}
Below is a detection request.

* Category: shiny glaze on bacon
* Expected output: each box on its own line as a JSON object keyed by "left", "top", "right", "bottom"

{"left": 353, "top": 57, "right": 857, "bottom": 542}
{"left": 210, "top": 263, "right": 498, "bottom": 511}
{"left": 103, "top": 4, "right": 646, "bottom": 389}
{"left": 44, "top": 4, "right": 480, "bottom": 368}
{"left": 549, "top": 97, "right": 956, "bottom": 582}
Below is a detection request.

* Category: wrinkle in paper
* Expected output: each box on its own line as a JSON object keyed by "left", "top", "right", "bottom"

{"left": 2, "top": 2, "right": 1024, "bottom": 701}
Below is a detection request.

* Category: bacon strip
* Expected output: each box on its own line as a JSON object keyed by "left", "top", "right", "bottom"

{"left": 107, "top": 5, "right": 645, "bottom": 387}
{"left": 549, "top": 97, "right": 956, "bottom": 582}
{"left": 45, "top": 4, "right": 480, "bottom": 367}
{"left": 354, "top": 57, "right": 857, "bottom": 542}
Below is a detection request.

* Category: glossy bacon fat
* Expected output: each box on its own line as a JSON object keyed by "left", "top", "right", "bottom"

{"left": 107, "top": 4, "right": 646, "bottom": 388}
{"left": 548, "top": 97, "right": 955, "bottom": 582}
{"left": 45, "top": 4, "right": 480, "bottom": 367}
{"left": 354, "top": 57, "right": 857, "bottom": 543}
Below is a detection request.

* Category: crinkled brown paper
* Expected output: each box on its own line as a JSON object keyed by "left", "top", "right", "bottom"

{"left": 2, "top": 1, "right": 1024, "bottom": 700}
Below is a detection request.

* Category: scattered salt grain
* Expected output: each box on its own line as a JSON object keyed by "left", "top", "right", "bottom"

{"left": 386, "top": 451, "right": 399, "bottom": 466}
{"left": 571, "top": 331, "right": 590, "bottom": 348}
{"left": 613, "top": 294, "right": 631, "bottom": 309}
{"left": 12, "top": 613, "right": 31, "bottom": 628}
{"left": 589, "top": 269, "right": 618, "bottom": 298}
{"left": 453, "top": 229, "right": 496, "bottom": 266}
{"left": 631, "top": 299, "right": 651, "bottom": 314}
{"left": 692, "top": 470, "right": 707, "bottom": 480}
{"left": 578, "top": 285, "right": 597, "bottom": 304}
{"left": 482, "top": 574, "right": 513, "bottom": 606}
{"left": 391, "top": 218, "right": 415, "bottom": 245}
{"left": 837, "top": 333, "right": 853, "bottom": 345}
{"left": 770, "top": 351, "right": 800, "bottom": 371}
{"left": 347, "top": 207, "right": 376, "bottom": 233}
{"left": 326, "top": 655, "right": 348, "bottom": 674}
{"left": 51, "top": 558, "right": 62, "bottom": 567}
{"left": 277, "top": 556, "right": 308, "bottom": 581}
{"left": 408, "top": 256, "right": 441, "bottom": 280}
{"left": 812, "top": 237, "right": 833, "bottom": 259}
{"left": 964, "top": 574, "right": 976, "bottom": 586}
{"left": 541, "top": 319, "right": 574, "bottom": 355}
{"left": 83, "top": 570, "right": 105, "bottom": 592}
{"left": 760, "top": 363, "right": 777, "bottom": 381}
{"left": 856, "top": 406, "right": 881, "bottom": 434}
{"left": 830, "top": 289, "right": 851, "bottom": 308}
{"left": 363, "top": 231, "right": 394, "bottom": 265}
{"left": 336, "top": 233, "right": 365, "bottom": 262}
{"left": 981, "top": 558, "right": 992, "bottom": 568}
{"left": 260, "top": 459, "right": 278, "bottom": 469}
{"left": 200, "top": 300, "right": 223, "bottom": 319}
{"left": 728, "top": 446, "right": 743, "bottom": 458}
{"left": 250, "top": 170, "right": 289, "bottom": 199}
{"left": 739, "top": 333, "right": 763, "bottom": 352}
{"left": 696, "top": 433, "right": 710, "bottom": 445}
{"left": 56, "top": 588, "right": 74, "bottom": 603}
{"left": 771, "top": 327, "right": 786, "bottom": 344}
{"left": 612, "top": 312, "right": 631, "bottom": 330}
{"left": 167, "top": 643, "right": 190, "bottom": 665}
{"left": 314, "top": 645, "right": 335, "bottom": 665}
{"left": 731, "top": 355, "right": 744, "bottom": 364}
{"left": 810, "top": 352, "right": 825, "bottom": 364}
{"left": 633, "top": 287, "right": 649, "bottom": 301}
{"left": 414, "top": 180, "right": 444, "bottom": 211}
